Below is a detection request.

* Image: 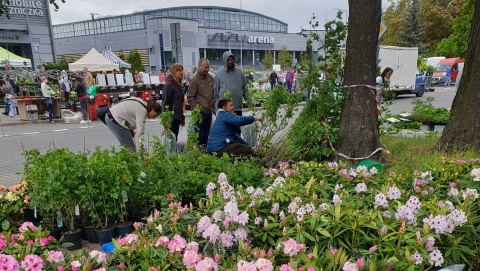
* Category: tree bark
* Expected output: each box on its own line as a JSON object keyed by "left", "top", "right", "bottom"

{"left": 337, "top": 0, "right": 382, "bottom": 159}
{"left": 439, "top": 2, "right": 480, "bottom": 150}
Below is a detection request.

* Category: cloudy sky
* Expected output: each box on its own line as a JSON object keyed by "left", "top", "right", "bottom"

{"left": 49, "top": 0, "right": 349, "bottom": 33}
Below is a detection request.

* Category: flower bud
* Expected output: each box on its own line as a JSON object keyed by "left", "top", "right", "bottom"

{"left": 199, "top": 200, "right": 204, "bottom": 210}
{"left": 312, "top": 193, "right": 318, "bottom": 203}
{"left": 296, "top": 223, "right": 301, "bottom": 233}
{"left": 282, "top": 227, "right": 287, "bottom": 237}
{"left": 264, "top": 219, "right": 269, "bottom": 231}
{"left": 399, "top": 221, "right": 406, "bottom": 235}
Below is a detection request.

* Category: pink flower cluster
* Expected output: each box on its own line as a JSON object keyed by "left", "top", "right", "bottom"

{"left": 374, "top": 193, "right": 388, "bottom": 209}
{"left": 423, "top": 208, "right": 467, "bottom": 234}
{"left": 21, "top": 254, "right": 43, "bottom": 271}
{"left": 18, "top": 222, "right": 36, "bottom": 233}
{"left": 428, "top": 249, "right": 444, "bottom": 266}
{"left": 47, "top": 250, "right": 65, "bottom": 263}
{"left": 282, "top": 238, "right": 305, "bottom": 256}
{"left": 0, "top": 254, "right": 19, "bottom": 270}
{"left": 237, "top": 258, "right": 274, "bottom": 271}
{"left": 182, "top": 242, "right": 202, "bottom": 268}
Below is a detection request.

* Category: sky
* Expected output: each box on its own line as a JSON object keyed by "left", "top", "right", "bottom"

{"left": 49, "top": 0, "right": 349, "bottom": 33}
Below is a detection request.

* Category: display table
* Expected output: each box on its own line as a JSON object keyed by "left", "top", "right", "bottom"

{"left": 16, "top": 96, "right": 62, "bottom": 121}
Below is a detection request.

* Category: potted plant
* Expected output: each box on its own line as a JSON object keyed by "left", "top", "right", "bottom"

{"left": 24, "top": 149, "right": 86, "bottom": 250}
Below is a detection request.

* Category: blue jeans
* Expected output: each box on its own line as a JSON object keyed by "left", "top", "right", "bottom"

{"left": 105, "top": 115, "right": 136, "bottom": 152}
{"left": 197, "top": 112, "right": 212, "bottom": 148}
{"left": 444, "top": 76, "right": 451, "bottom": 88}
{"left": 4, "top": 98, "right": 10, "bottom": 114}
{"left": 45, "top": 97, "right": 54, "bottom": 122}
{"left": 170, "top": 119, "right": 182, "bottom": 141}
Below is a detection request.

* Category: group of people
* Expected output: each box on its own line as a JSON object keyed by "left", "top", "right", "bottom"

{"left": 106, "top": 51, "right": 264, "bottom": 157}
{"left": 269, "top": 69, "right": 295, "bottom": 92}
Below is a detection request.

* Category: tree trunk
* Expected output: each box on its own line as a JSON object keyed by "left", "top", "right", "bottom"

{"left": 337, "top": 0, "right": 382, "bottom": 159}
{"left": 439, "top": 2, "right": 480, "bottom": 150}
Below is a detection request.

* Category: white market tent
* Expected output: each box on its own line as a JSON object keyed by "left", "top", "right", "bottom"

{"left": 101, "top": 49, "right": 131, "bottom": 69}
{"left": 0, "top": 47, "right": 32, "bottom": 68}
{"left": 68, "top": 48, "right": 118, "bottom": 71}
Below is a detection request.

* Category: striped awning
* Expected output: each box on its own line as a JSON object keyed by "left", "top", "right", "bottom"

{"left": 101, "top": 50, "right": 131, "bottom": 69}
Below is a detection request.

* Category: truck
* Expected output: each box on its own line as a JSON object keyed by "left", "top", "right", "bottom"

{"left": 378, "top": 46, "right": 426, "bottom": 97}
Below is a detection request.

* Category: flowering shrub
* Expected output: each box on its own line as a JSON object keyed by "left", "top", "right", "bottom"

{"left": 0, "top": 181, "right": 31, "bottom": 231}
{"left": 127, "top": 159, "right": 480, "bottom": 270}
{"left": 2, "top": 157, "right": 480, "bottom": 270}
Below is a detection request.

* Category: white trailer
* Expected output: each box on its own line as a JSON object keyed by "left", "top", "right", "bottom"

{"left": 378, "top": 46, "right": 425, "bottom": 97}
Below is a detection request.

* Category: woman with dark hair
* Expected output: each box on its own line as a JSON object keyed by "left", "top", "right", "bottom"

{"left": 375, "top": 67, "right": 393, "bottom": 105}
{"left": 161, "top": 63, "right": 185, "bottom": 139}
{"left": 105, "top": 97, "right": 162, "bottom": 152}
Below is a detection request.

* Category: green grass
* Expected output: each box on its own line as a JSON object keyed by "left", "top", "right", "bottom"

{"left": 380, "top": 136, "right": 480, "bottom": 176}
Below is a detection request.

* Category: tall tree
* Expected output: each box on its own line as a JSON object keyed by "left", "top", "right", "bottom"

{"left": 397, "top": 0, "right": 424, "bottom": 52}
{"left": 436, "top": 0, "right": 473, "bottom": 58}
{"left": 382, "top": 0, "right": 408, "bottom": 46}
{"left": 337, "top": 0, "right": 382, "bottom": 159}
{"left": 263, "top": 50, "right": 274, "bottom": 70}
{"left": 439, "top": 1, "right": 480, "bottom": 150}
{"left": 277, "top": 46, "right": 293, "bottom": 69}
{"left": 127, "top": 49, "right": 144, "bottom": 72}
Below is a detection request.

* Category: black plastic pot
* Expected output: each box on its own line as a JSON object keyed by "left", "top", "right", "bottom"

{"left": 115, "top": 221, "right": 134, "bottom": 238}
{"left": 62, "top": 228, "right": 82, "bottom": 250}
{"left": 85, "top": 226, "right": 99, "bottom": 243}
{"left": 96, "top": 225, "right": 116, "bottom": 245}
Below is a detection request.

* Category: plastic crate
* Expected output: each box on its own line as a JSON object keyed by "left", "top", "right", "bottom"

{"left": 88, "top": 104, "right": 98, "bottom": 120}
{"left": 94, "top": 94, "right": 111, "bottom": 107}
{"left": 137, "top": 91, "right": 152, "bottom": 101}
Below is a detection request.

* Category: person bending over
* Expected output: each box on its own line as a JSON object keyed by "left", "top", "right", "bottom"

{"left": 206, "top": 98, "right": 263, "bottom": 158}
{"left": 106, "top": 97, "right": 162, "bottom": 152}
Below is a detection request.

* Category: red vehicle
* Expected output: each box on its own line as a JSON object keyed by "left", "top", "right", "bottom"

{"left": 432, "top": 58, "right": 465, "bottom": 85}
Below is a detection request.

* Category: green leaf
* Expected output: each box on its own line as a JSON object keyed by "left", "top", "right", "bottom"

{"left": 1, "top": 220, "right": 10, "bottom": 231}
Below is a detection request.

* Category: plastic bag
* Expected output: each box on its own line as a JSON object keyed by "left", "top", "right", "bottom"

{"left": 88, "top": 85, "right": 98, "bottom": 97}
{"left": 177, "top": 126, "right": 188, "bottom": 146}
{"left": 160, "top": 130, "right": 177, "bottom": 154}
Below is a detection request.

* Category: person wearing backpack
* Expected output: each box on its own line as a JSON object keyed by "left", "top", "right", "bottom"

{"left": 105, "top": 97, "right": 162, "bottom": 152}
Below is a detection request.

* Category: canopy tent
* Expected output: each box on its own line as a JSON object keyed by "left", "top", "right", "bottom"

{"left": 101, "top": 49, "right": 131, "bottom": 68}
{"left": 0, "top": 47, "right": 32, "bottom": 68}
{"left": 68, "top": 48, "right": 118, "bottom": 71}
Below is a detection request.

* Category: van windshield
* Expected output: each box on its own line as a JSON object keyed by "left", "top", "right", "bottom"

{"left": 435, "top": 64, "right": 450, "bottom": 71}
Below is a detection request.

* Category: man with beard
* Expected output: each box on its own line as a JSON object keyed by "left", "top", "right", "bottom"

{"left": 214, "top": 51, "right": 249, "bottom": 134}
{"left": 187, "top": 58, "right": 214, "bottom": 148}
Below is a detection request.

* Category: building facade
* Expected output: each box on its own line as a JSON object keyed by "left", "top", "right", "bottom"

{"left": 53, "top": 6, "right": 329, "bottom": 72}
{"left": 0, "top": 0, "right": 56, "bottom": 69}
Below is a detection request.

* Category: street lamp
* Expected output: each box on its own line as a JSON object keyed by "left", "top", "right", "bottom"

{"left": 226, "top": 31, "right": 232, "bottom": 51}
{"left": 90, "top": 13, "right": 100, "bottom": 49}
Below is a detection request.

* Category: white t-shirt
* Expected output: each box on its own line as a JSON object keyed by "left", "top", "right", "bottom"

{"left": 376, "top": 76, "right": 389, "bottom": 93}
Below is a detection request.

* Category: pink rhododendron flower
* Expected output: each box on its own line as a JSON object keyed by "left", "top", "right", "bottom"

{"left": 0, "top": 254, "right": 19, "bottom": 270}
{"left": 118, "top": 262, "right": 126, "bottom": 269}
{"left": 71, "top": 260, "right": 81, "bottom": 271}
{"left": 279, "top": 263, "right": 294, "bottom": 271}
{"left": 27, "top": 240, "right": 34, "bottom": 246}
{"left": 195, "top": 257, "right": 218, "bottom": 271}
{"left": 282, "top": 238, "right": 305, "bottom": 256}
{"left": 0, "top": 235, "right": 7, "bottom": 250}
{"left": 89, "top": 250, "right": 107, "bottom": 263}
{"left": 183, "top": 250, "right": 202, "bottom": 268}
{"left": 411, "top": 251, "right": 423, "bottom": 265}
{"left": 356, "top": 258, "right": 364, "bottom": 268}
{"left": 428, "top": 249, "right": 444, "bottom": 267}
{"left": 342, "top": 262, "right": 358, "bottom": 271}
{"left": 21, "top": 254, "right": 44, "bottom": 271}
{"left": 168, "top": 234, "right": 187, "bottom": 252}
{"left": 155, "top": 236, "right": 169, "bottom": 247}
{"left": 47, "top": 250, "right": 65, "bottom": 263}
{"left": 307, "top": 268, "right": 315, "bottom": 271}
{"left": 255, "top": 258, "right": 274, "bottom": 271}
{"left": 57, "top": 266, "right": 65, "bottom": 271}
{"left": 369, "top": 245, "right": 377, "bottom": 254}
{"left": 331, "top": 249, "right": 337, "bottom": 256}
{"left": 19, "top": 222, "right": 36, "bottom": 232}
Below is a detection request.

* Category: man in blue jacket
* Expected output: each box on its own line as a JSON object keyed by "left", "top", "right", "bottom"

{"left": 207, "top": 98, "right": 263, "bottom": 157}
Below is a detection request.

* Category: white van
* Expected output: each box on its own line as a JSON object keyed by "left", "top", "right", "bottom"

{"left": 426, "top": 57, "right": 446, "bottom": 68}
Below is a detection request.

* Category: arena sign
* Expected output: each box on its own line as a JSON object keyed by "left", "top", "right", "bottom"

{"left": 7, "top": 0, "right": 45, "bottom": 16}
{"left": 208, "top": 33, "right": 274, "bottom": 44}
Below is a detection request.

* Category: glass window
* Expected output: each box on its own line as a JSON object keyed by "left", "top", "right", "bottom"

{"left": 186, "top": 9, "right": 192, "bottom": 19}
{"left": 174, "top": 10, "right": 180, "bottom": 17}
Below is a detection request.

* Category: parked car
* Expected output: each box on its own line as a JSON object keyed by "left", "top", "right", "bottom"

{"left": 432, "top": 58, "right": 465, "bottom": 85}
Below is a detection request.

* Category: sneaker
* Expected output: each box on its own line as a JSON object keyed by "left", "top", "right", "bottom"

{"left": 87, "top": 120, "right": 91, "bottom": 122}
{"left": 1, "top": 112, "right": 7, "bottom": 115}
{"left": 49, "top": 121, "right": 55, "bottom": 124}
{"left": 80, "top": 120, "right": 88, "bottom": 124}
